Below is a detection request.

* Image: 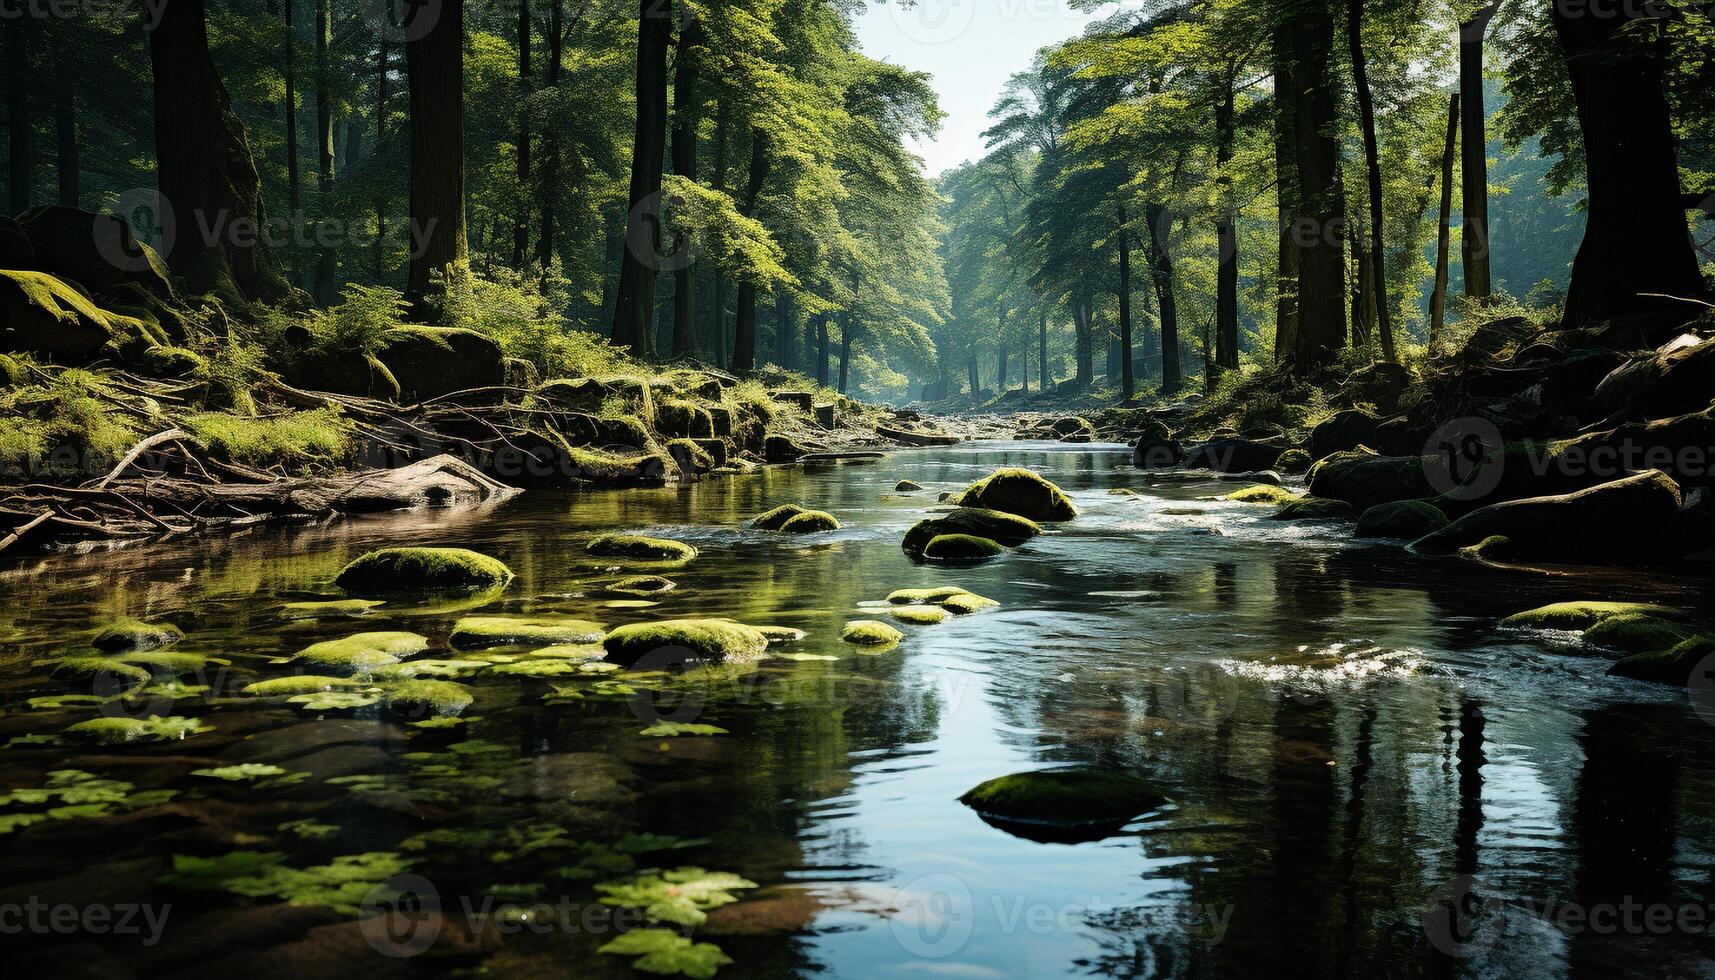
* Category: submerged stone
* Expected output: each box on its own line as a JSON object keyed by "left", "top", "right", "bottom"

{"left": 282, "top": 599, "right": 385, "bottom": 617}
{"left": 92, "top": 618, "right": 184, "bottom": 653}
{"left": 1275, "top": 449, "right": 1312, "bottom": 474}
{"left": 241, "top": 675, "right": 364, "bottom": 697}
{"left": 779, "top": 510, "right": 841, "bottom": 533}
{"left": 1225, "top": 484, "right": 1297, "bottom": 505}
{"left": 1582, "top": 614, "right": 1693, "bottom": 654}
{"left": 958, "top": 769, "right": 1165, "bottom": 842}
{"left": 291, "top": 632, "right": 430, "bottom": 674}
{"left": 605, "top": 575, "right": 676, "bottom": 596}
{"left": 1268, "top": 498, "right": 1356, "bottom": 522}
{"left": 887, "top": 586, "right": 971, "bottom": 605}
{"left": 1355, "top": 500, "right": 1449, "bottom": 539}
{"left": 751, "top": 504, "right": 808, "bottom": 530}
{"left": 449, "top": 616, "right": 605, "bottom": 649}
{"left": 841, "top": 620, "right": 904, "bottom": 647}
{"left": 51, "top": 657, "right": 152, "bottom": 689}
{"left": 903, "top": 508, "right": 1041, "bottom": 556}
{"left": 895, "top": 480, "right": 925, "bottom": 492}
{"left": 587, "top": 534, "right": 698, "bottom": 563}
{"left": 382, "top": 680, "right": 474, "bottom": 717}
{"left": 1460, "top": 535, "right": 1515, "bottom": 561}
{"left": 888, "top": 605, "right": 952, "bottom": 625}
{"left": 955, "top": 468, "right": 1078, "bottom": 521}
{"left": 922, "top": 534, "right": 1005, "bottom": 562}
{"left": 942, "top": 593, "right": 1000, "bottom": 615}
{"left": 62, "top": 715, "right": 206, "bottom": 745}
{"left": 754, "top": 626, "right": 807, "bottom": 644}
{"left": 1610, "top": 635, "right": 1715, "bottom": 686}
{"left": 115, "top": 651, "right": 222, "bottom": 676}
{"left": 603, "top": 619, "right": 771, "bottom": 666}
{"left": 335, "top": 547, "right": 514, "bottom": 594}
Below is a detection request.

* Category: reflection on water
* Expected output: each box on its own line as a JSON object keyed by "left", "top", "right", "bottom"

{"left": 3, "top": 442, "right": 1715, "bottom": 978}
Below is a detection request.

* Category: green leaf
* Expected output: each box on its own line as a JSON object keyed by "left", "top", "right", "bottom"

{"left": 598, "top": 929, "right": 735, "bottom": 979}
{"left": 639, "top": 722, "right": 729, "bottom": 738}
{"left": 597, "top": 867, "right": 759, "bottom": 926}
{"left": 190, "top": 763, "right": 294, "bottom": 782}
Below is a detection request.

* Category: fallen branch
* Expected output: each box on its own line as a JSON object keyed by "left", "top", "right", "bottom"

{"left": 94, "top": 428, "right": 195, "bottom": 489}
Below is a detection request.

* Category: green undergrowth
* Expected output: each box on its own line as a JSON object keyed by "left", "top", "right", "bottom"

{"left": 185, "top": 408, "right": 352, "bottom": 469}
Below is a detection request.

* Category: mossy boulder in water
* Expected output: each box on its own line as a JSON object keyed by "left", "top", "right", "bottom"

{"left": 1461, "top": 535, "right": 1516, "bottom": 561}
{"left": 51, "top": 657, "right": 152, "bottom": 689}
{"left": 779, "top": 510, "right": 841, "bottom": 533}
{"left": 1582, "top": 614, "right": 1693, "bottom": 654}
{"left": 603, "top": 619, "right": 770, "bottom": 666}
{"left": 382, "top": 679, "right": 474, "bottom": 717}
{"left": 291, "top": 631, "right": 430, "bottom": 674}
{"left": 63, "top": 715, "right": 205, "bottom": 745}
{"left": 1355, "top": 500, "right": 1449, "bottom": 539}
{"left": 1181, "top": 438, "right": 1284, "bottom": 474}
{"left": 887, "top": 586, "right": 970, "bottom": 605}
{"left": 1412, "top": 470, "right": 1685, "bottom": 565}
{"left": 958, "top": 769, "right": 1165, "bottom": 842}
{"left": 1610, "top": 635, "right": 1715, "bottom": 686}
{"left": 842, "top": 620, "right": 904, "bottom": 647}
{"left": 942, "top": 592, "right": 1000, "bottom": 614}
{"left": 450, "top": 616, "right": 605, "bottom": 649}
{"left": 92, "top": 617, "right": 184, "bottom": 653}
{"left": 1225, "top": 484, "right": 1297, "bottom": 505}
{"left": 1268, "top": 498, "right": 1356, "bottom": 522}
{"left": 922, "top": 534, "right": 1005, "bottom": 563}
{"left": 895, "top": 479, "right": 925, "bottom": 492}
{"left": 888, "top": 604, "right": 952, "bottom": 625}
{"left": 1275, "top": 449, "right": 1312, "bottom": 474}
{"left": 587, "top": 534, "right": 698, "bottom": 563}
{"left": 1500, "top": 601, "right": 1677, "bottom": 632}
{"left": 955, "top": 468, "right": 1078, "bottom": 521}
{"left": 335, "top": 547, "right": 514, "bottom": 594}
{"left": 903, "top": 508, "right": 1041, "bottom": 556}
{"left": 242, "top": 675, "right": 364, "bottom": 698}
{"left": 751, "top": 504, "right": 807, "bottom": 530}
{"left": 1306, "top": 452, "right": 1436, "bottom": 511}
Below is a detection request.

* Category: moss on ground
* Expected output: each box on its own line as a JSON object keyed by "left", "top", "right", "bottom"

{"left": 335, "top": 547, "right": 515, "bottom": 594}
{"left": 184, "top": 408, "right": 351, "bottom": 469}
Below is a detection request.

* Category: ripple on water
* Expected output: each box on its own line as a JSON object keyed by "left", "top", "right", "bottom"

{"left": 1215, "top": 640, "right": 1428, "bottom": 688}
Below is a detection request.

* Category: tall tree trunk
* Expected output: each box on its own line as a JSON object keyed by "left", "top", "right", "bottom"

{"left": 1213, "top": 79, "right": 1240, "bottom": 371}
{"left": 996, "top": 342, "right": 1009, "bottom": 392}
{"left": 1071, "top": 297, "right": 1093, "bottom": 388}
{"left": 730, "top": 128, "right": 771, "bottom": 371}
{"left": 1553, "top": 0, "right": 1710, "bottom": 329}
{"left": 313, "top": 0, "right": 335, "bottom": 302}
{"left": 1021, "top": 341, "right": 1029, "bottom": 394}
{"left": 774, "top": 289, "right": 794, "bottom": 369}
{"left": 1286, "top": 2, "right": 1346, "bottom": 371}
{"left": 966, "top": 354, "right": 978, "bottom": 396}
{"left": 534, "top": 0, "right": 561, "bottom": 273}
{"left": 1429, "top": 93, "right": 1459, "bottom": 347}
{"left": 1147, "top": 203, "right": 1182, "bottom": 393}
{"left": 151, "top": 0, "right": 288, "bottom": 301}
{"left": 1458, "top": 2, "right": 1496, "bottom": 300}
{"left": 609, "top": 0, "right": 672, "bottom": 355}
{"left": 837, "top": 269, "right": 858, "bottom": 392}
{"left": 512, "top": 0, "right": 530, "bottom": 269}
{"left": 1038, "top": 306, "right": 1048, "bottom": 390}
{"left": 284, "top": 0, "right": 300, "bottom": 217}
{"left": 1347, "top": 0, "right": 1394, "bottom": 360}
{"left": 404, "top": 0, "right": 467, "bottom": 315}
{"left": 54, "top": 94, "right": 77, "bottom": 207}
{"left": 1117, "top": 207, "right": 1136, "bottom": 402}
{"left": 815, "top": 314, "right": 829, "bottom": 386}
{"left": 374, "top": 37, "right": 389, "bottom": 280}
{"left": 669, "top": 5, "right": 703, "bottom": 357}
{"left": 1348, "top": 212, "right": 1372, "bottom": 348}
{"left": 709, "top": 106, "right": 729, "bottom": 367}
{"left": 4, "top": 19, "right": 29, "bottom": 214}
{"left": 1272, "top": 25, "right": 1298, "bottom": 364}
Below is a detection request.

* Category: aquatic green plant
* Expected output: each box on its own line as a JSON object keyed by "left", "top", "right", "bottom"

{"left": 598, "top": 929, "right": 734, "bottom": 979}
{"left": 639, "top": 722, "right": 729, "bottom": 737}
{"left": 597, "top": 867, "right": 759, "bottom": 926}
{"left": 190, "top": 764, "right": 296, "bottom": 782}
{"left": 287, "top": 690, "right": 382, "bottom": 711}
{"left": 0, "top": 770, "right": 178, "bottom": 833}
{"left": 161, "top": 850, "right": 413, "bottom": 915}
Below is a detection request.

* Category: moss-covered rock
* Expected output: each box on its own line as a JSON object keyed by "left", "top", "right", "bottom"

{"left": 764, "top": 434, "right": 807, "bottom": 463}
{"left": 282, "top": 598, "right": 386, "bottom": 617}
{"left": 62, "top": 715, "right": 205, "bottom": 745}
{"left": 115, "top": 651, "right": 221, "bottom": 676}
{"left": 242, "top": 675, "right": 364, "bottom": 698}
{"left": 1181, "top": 438, "right": 1284, "bottom": 474}
{"left": 603, "top": 619, "right": 770, "bottom": 666}
{"left": 1412, "top": 470, "right": 1685, "bottom": 565}
{"left": 1275, "top": 449, "right": 1312, "bottom": 474}
{"left": 751, "top": 504, "right": 807, "bottom": 530}
{"left": 1582, "top": 614, "right": 1694, "bottom": 654}
{"left": 841, "top": 620, "right": 904, "bottom": 647}
{"left": 1306, "top": 452, "right": 1435, "bottom": 512}
{"left": 754, "top": 625, "right": 807, "bottom": 645}
{"left": 450, "top": 616, "right": 605, "bottom": 649}
{"left": 382, "top": 680, "right": 474, "bottom": 717}
{"left": 922, "top": 534, "right": 1005, "bottom": 562}
{"left": 604, "top": 575, "right": 676, "bottom": 597}
{"left": 955, "top": 468, "right": 1078, "bottom": 521}
{"left": 886, "top": 586, "right": 970, "bottom": 605}
{"left": 335, "top": 547, "right": 514, "bottom": 594}
{"left": 665, "top": 438, "right": 716, "bottom": 473}
{"left": 958, "top": 769, "right": 1165, "bottom": 841}
{"left": 291, "top": 631, "right": 430, "bottom": 674}
{"left": 942, "top": 592, "right": 1000, "bottom": 614}
{"left": 779, "top": 510, "right": 841, "bottom": 533}
{"left": 1460, "top": 535, "right": 1516, "bottom": 561}
{"left": 657, "top": 398, "right": 716, "bottom": 439}
{"left": 1225, "top": 484, "right": 1298, "bottom": 505}
{"left": 894, "top": 479, "right": 925, "bottom": 492}
{"left": 1499, "top": 601, "right": 1677, "bottom": 632}
{"left": 91, "top": 617, "right": 184, "bottom": 653}
{"left": 0, "top": 269, "right": 115, "bottom": 360}
{"left": 51, "top": 657, "right": 152, "bottom": 689}
{"left": 375, "top": 326, "right": 506, "bottom": 402}
{"left": 1355, "top": 500, "right": 1449, "bottom": 539}
{"left": 1268, "top": 498, "right": 1356, "bottom": 521}
{"left": 888, "top": 604, "right": 952, "bottom": 625}
{"left": 587, "top": 534, "right": 698, "bottom": 564}
{"left": 1610, "top": 635, "right": 1715, "bottom": 686}
{"left": 903, "top": 508, "right": 1042, "bottom": 556}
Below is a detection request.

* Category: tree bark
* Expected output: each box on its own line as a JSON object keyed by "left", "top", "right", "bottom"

{"left": 313, "top": 0, "right": 335, "bottom": 301}
{"left": 404, "top": 0, "right": 468, "bottom": 315}
{"left": 816, "top": 314, "right": 829, "bottom": 386}
{"left": 774, "top": 289, "right": 794, "bottom": 369}
{"left": 609, "top": 0, "right": 672, "bottom": 355}
{"left": 708, "top": 105, "right": 728, "bottom": 367}
{"left": 54, "top": 94, "right": 77, "bottom": 207}
{"left": 1117, "top": 207, "right": 1136, "bottom": 401}
{"left": 1459, "top": 3, "right": 1495, "bottom": 300}
{"left": 669, "top": 5, "right": 703, "bottom": 358}
{"left": 1038, "top": 306, "right": 1049, "bottom": 390}
{"left": 1348, "top": 212, "right": 1372, "bottom": 348}
{"left": 1429, "top": 93, "right": 1459, "bottom": 347}
{"left": 1213, "top": 80, "right": 1239, "bottom": 371}
{"left": 966, "top": 354, "right": 978, "bottom": 396}
{"left": 1271, "top": 24, "right": 1298, "bottom": 364}
{"left": 284, "top": 0, "right": 300, "bottom": 217}
{"left": 1146, "top": 203, "right": 1182, "bottom": 393}
{"left": 730, "top": 127, "right": 771, "bottom": 371}
{"left": 1553, "top": 0, "right": 1710, "bottom": 329}
{"left": 1347, "top": 0, "right": 1394, "bottom": 360}
{"left": 374, "top": 37, "right": 389, "bottom": 279}
{"left": 4, "top": 19, "right": 29, "bottom": 214}
{"left": 1286, "top": 2, "right": 1346, "bottom": 371}
{"left": 837, "top": 268, "right": 858, "bottom": 392}
{"left": 535, "top": 0, "right": 562, "bottom": 273}
{"left": 512, "top": 0, "right": 530, "bottom": 269}
{"left": 1071, "top": 296, "right": 1093, "bottom": 388}
{"left": 151, "top": 0, "right": 289, "bottom": 301}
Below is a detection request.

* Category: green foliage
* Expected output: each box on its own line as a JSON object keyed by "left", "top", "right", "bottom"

{"left": 185, "top": 408, "right": 351, "bottom": 469}
{"left": 162, "top": 851, "right": 413, "bottom": 915}
{"left": 598, "top": 929, "right": 736, "bottom": 979}
{"left": 597, "top": 867, "right": 760, "bottom": 926}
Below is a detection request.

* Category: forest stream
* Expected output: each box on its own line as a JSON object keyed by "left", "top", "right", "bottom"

{"left": 4, "top": 440, "right": 1714, "bottom": 978}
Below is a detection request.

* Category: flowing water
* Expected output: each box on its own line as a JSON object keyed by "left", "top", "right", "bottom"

{"left": 4, "top": 442, "right": 1715, "bottom": 979}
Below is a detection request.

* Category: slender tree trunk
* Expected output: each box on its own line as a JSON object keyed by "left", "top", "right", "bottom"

{"left": 1021, "top": 341, "right": 1029, "bottom": 393}
{"left": 54, "top": 95, "right": 77, "bottom": 207}
{"left": 1038, "top": 306, "right": 1049, "bottom": 390}
{"left": 966, "top": 354, "right": 978, "bottom": 396}
{"left": 669, "top": 5, "right": 703, "bottom": 357}
{"left": 535, "top": 0, "right": 562, "bottom": 273}
{"left": 816, "top": 315, "right": 829, "bottom": 386}
{"left": 284, "top": 0, "right": 300, "bottom": 217}
{"left": 1348, "top": 213, "right": 1372, "bottom": 348}
{"left": 774, "top": 289, "right": 794, "bottom": 369}
{"left": 374, "top": 37, "right": 388, "bottom": 279}
{"left": 151, "top": 0, "right": 288, "bottom": 300}
{"left": 709, "top": 106, "right": 729, "bottom": 367}
{"left": 609, "top": 0, "right": 672, "bottom": 355}
{"left": 837, "top": 269, "right": 858, "bottom": 392}
{"left": 1213, "top": 80, "right": 1240, "bottom": 371}
{"left": 996, "top": 343, "right": 1009, "bottom": 392}
{"left": 1272, "top": 25, "right": 1298, "bottom": 364}
{"left": 1347, "top": 0, "right": 1394, "bottom": 360}
{"left": 1429, "top": 93, "right": 1459, "bottom": 347}
{"left": 1071, "top": 297, "right": 1093, "bottom": 388}
{"left": 1459, "top": 3, "right": 1496, "bottom": 300}
{"left": 1147, "top": 203, "right": 1182, "bottom": 393}
{"left": 4, "top": 19, "right": 29, "bottom": 214}
{"left": 313, "top": 0, "right": 335, "bottom": 301}
{"left": 1553, "top": 0, "right": 1710, "bottom": 329}
{"left": 404, "top": 0, "right": 468, "bottom": 314}
{"left": 512, "top": 0, "right": 530, "bottom": 268}
{"left": 1117, "top": 208, "right": 1136, "bottom": 402}
{"left": 730, "top": 128, "right": 770, "bottom": 370}
{"left": 1287, "top": 3, "right": 1346, "bottom": 370}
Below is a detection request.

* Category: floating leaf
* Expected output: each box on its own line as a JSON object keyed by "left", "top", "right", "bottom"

{"left": 639, "top": 723, "right": 729, "bottom": 738}
{"left": 492, "top": 660, "right": 587, "bottom": 678}
{"left": 190, "top": 764, "right": 294, "bottom": 782}
{"left": 286, "top": 690, "right": 381, "bottom": 711}
{"left": 598, "top": 928, "right": 734, "bottom": 978}
{"left": 597, "top": 867, "right": 759, "bottom": 926}
{"left": 27, "top": 694, "right": 113, "bottom": 710}
{"left": 408, "top": 715, "right": 474, "bottom": 729}
{"left": 278, "top": 819, "right": 339, "bottom": 840}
